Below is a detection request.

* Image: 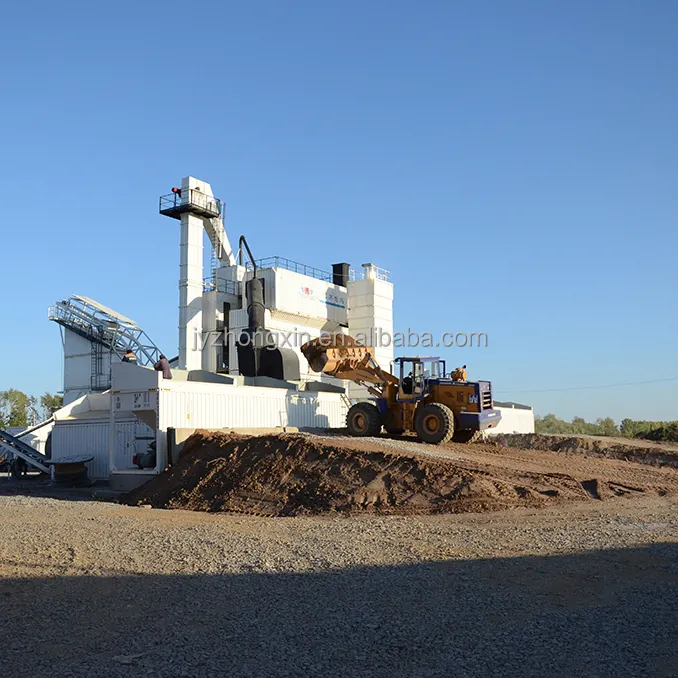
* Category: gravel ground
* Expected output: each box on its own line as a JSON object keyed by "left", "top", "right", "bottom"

{"left": 1, "top": 493, "right": 677, "bottom": 677}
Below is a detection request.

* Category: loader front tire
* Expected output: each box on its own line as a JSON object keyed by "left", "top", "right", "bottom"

{"left": 347, "top": 402, "right": 382, "bottom": 437}
{"left": 415, "top": 403, "right": 454, "bottom": 444}
{"left": 452, "top": 429, "right": 481, "bottom": 444}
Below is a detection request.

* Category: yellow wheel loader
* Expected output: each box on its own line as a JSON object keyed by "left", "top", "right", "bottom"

{"left": 301, "top": 335, "right": 501, "bottom": 444}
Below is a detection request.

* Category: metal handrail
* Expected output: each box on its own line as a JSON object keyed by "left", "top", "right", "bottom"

{"left": 159, "top": 189, "right": 223, "bottom": 218}
{"left": 371, "top": 266, "right": 391, "bottom": 282}
{"left": 246, "top": 256, "right": 333, "bottom": 283}
{"left": 48, "top": 297, "right": 162, "bottom": 367}
{"left": 203, "top": 277, "right": 240, "bottom": 295}
{"left": 349, "top": 266, "right": 391, "bottom": 283}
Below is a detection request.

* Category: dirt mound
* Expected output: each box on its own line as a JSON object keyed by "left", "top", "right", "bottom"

{"left": 493, "top": 434, "right": 678, "bottom": 470}
{"left": 122, "top": 431, "right": 674, "bottom": 516}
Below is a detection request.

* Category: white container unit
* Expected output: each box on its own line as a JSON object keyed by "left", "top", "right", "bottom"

{"left": 51, "top": 417, "right": 154, "bottom": 480}
{"left": 156, "top": 386, "right": 346, "bottom": 433}
{"left": 52, "top": 419, "right": 127, "bottom": 480}
{"left": 487, "top": 403, "right": 535, "bottom": 435}
{"left": 108, "top": 363, "right": 349, "bottom": 486}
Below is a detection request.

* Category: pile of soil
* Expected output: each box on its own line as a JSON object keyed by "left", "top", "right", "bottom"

{"left": 122, "top": 431, "right": 661, "bottom": 516}
{"left": 493, "top": 434, "right": 678, "bottom": 470}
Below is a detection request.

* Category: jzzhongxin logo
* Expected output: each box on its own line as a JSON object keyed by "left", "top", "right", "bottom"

{"left": 192, "top": 328, "right": 488, "bottom": 351}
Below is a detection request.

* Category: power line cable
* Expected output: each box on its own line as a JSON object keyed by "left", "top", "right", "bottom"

{"left": 496, "top": 376, "right": 678, "bottom": 395}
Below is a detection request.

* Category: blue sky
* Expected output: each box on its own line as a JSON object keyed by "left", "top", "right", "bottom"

{"left": 1, "top": 0, "right": 676, "bottom": 422}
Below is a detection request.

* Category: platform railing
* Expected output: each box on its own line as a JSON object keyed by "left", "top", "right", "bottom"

{"left": 349, "top": 265, "right": 391, "bottom": 282}
{"left": 202, "top": 277, "right": 240, "bottom": 295}
{"left": 245, "top": 256, "right": 333, "bottom": 283}
{"left": 159, "top": 189, "right": 223, "bottom": 219}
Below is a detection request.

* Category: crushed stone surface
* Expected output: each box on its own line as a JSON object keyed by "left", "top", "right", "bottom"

{"left": 2, "top": 431, "right": 678, "bottom": 677}
{"left": 0, "top": 494, "right": 677, "bottom": 677}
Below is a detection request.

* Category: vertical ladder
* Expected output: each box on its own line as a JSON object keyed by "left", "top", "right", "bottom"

{"left": 90, "top": 330, "right": 108, "bottom": 391}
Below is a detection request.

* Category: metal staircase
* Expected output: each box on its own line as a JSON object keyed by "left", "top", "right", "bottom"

{"left": 0, "top": 429, "right": 49, "bottom": 474}
{"left": 49, "top": 295, "right": 162, "bottom": 389}
{"left": 48, "top": 295, "right": 164, "bottom": 394}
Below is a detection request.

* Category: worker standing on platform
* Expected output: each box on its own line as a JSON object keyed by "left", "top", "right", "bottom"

{"left": 122, "top": 348, "right": 137, "bottom": 364}
{"left": 154, "top": 354, "right": 172, "bottom": 380}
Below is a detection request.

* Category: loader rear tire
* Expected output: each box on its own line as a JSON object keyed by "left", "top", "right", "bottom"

{"left": 415, "top": 403, "right": 454, "bottom": 444}
{"left": 347, "top": 402, "right": 382, "bottom": 437}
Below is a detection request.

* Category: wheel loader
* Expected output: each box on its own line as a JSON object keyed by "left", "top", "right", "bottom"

{"left": 301, "top": 335, "right": 501, "bottom": 444}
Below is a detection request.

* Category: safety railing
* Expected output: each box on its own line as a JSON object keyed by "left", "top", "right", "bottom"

{"left": 48, "top": 298, "right": 162, "bottom": 367}
{"left": 159, "top": 188, "right": 223, "bottom": 220}
{"left": 245, "top": 256, "right": 333, "bottom": 283}
{"left": 349, "top": 265, "right": 391, "bottom": 283}
{"left": 202, "top": 277, "right": 240, "bottom": 295}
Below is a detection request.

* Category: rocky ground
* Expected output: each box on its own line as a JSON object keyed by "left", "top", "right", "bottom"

{"left": 1, "top": 432, "right": 677, "bottom": 677}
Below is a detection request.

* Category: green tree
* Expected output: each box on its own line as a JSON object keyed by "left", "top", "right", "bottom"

{"left": 537, "top": 414, "right": 678, "bottom": 440}
{"left": 40, "top": 393, "right": 63, "bottom": 418}
{"left": 571, "top": 417, "right": 588, "bottom": 434}
{"left": 536, "top": 414, "right": 574, "bottom": 434}
{"left": 620, "top": 419, "right": 661, "bottom": 438}
{"left": 595, "top": 417, "right": 619, "bottom": 437}
{"left": 536, "top": 414, "right": 565, "bottom": 434}
{"left": 0, "top": 390, "right": 38, "bottom": 428}
{"left": 619, "top": 418, "right": 635, "bottom": 437}
{"left": 535, "top": 413, "right": 620, "bottom": 437}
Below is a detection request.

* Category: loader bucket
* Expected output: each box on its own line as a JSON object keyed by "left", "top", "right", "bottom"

{"left": 300, "top": 335, "right": 399, "bottom": 386}
{"left": 301, "top": 339, "right": 329, "bottom": 373}
{"left": 301, "top": 335, "right": 368, "bottom": 373}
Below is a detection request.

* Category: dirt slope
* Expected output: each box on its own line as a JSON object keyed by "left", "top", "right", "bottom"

{"left": 123, "top": 431, "right": 678, "bottom": 516}
{"left": 492, "top": 433, "right": 678, "bottom": 469}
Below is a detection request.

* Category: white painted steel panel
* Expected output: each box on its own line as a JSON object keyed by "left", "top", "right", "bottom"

{"left": 156, "top": 382, "right": 348, "bottom": 432}
{"left": 114, "top": 422, "right": 136, "bottom": 472}
{"left": 264, "top": 268, "right": 348, "bottom": 324}
{"left": 159, "top": 384, "right": 346, "bottom": 430}
{"left": 21, "top": 427, "right": 52, "bottom": 456}
{"left": 62, "top": 328, "right": 121, "bottom": 404}
{"left": 486, "top": 406, "right": 535, "bottom": 435}
{"left": 73, "top": 295, "right": 136, "bottom": 324}
{"left": 52, "top": 420, "right": 133, "bottom": 480}
{"left": 52, "top": 418, "right": 153, "bottom": 479}
{"left": 347, "top": 277, "right": 394, "bottom": 402}
{"left": 109, "top": 365, "right": 348, "bottom": 479}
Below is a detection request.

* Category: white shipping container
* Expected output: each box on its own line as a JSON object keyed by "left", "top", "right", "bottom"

{"left": 111, "top": 373, "right": 347, "bottom": 430}
{"left": 487, "top": 404, "right": 535, "bottom": 435}
{"left": 108, "top": 364, "right": 350, "bottom": 479}
{"left": 156, "top": 385, "right": 347, "bottom": 432}
{"left": 52, "top": 419, "right": 140, "bottom": 480}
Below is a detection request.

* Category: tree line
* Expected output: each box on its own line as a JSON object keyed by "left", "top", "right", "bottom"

{"left": 0, "top": 390, "right": 63, "bottom": 429}
{"left": 536, "top": 414, "right": 678, "bottom": 443}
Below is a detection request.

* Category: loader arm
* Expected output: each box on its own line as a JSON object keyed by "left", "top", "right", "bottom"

{"left": 301, "top": 335, "right": 399, "bottom": 396}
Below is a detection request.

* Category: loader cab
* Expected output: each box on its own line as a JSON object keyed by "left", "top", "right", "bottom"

{"left": 395, "top": 357, "right": 445, "bottom": 400}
